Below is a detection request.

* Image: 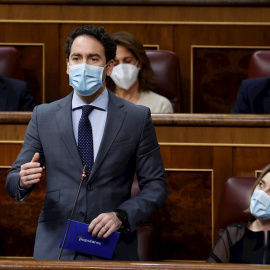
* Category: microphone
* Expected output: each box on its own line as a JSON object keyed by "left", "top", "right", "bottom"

{"left": 58, "top": 165, "right": 89, "bottom": 260}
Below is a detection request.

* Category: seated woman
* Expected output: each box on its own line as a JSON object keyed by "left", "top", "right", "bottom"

{"left": 107, "top": 31, "right": 173, "bottom": 113}
{"left": 207, "top": 164, "right": 270, "bottom": 264}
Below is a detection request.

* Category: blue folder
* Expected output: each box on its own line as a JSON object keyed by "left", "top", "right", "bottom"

{"left": 59, "top": 219, "right": 120, "bottom": 259}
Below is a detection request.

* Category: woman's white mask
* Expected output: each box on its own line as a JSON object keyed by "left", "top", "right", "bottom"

{"left": 110, "top": 62, "right": 139, "bottom": 90}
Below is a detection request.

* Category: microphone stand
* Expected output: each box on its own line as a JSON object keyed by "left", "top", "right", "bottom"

{"left": 58, "top": 165, "right": 89, "bottom": 260}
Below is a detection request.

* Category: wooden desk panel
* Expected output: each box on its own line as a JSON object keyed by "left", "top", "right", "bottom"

{"left": 0, "top": 258, "right": 270, "bottom": 270}
{"left": 1, "top": 113, "right": 270, "bottom": 260}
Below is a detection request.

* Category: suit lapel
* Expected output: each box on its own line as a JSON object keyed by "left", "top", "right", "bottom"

{"left": 55, "top": 92, "right": 83, "bottom": 172}
{"left": 89, "top": 91, "right": 126, "bottom": 181}
{"left": 0, "top": 79, "right": 8, "bottom": 111}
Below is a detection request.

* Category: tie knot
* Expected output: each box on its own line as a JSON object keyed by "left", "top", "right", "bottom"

{"left": 81, "top": 105, "right": 94, "bottom": 118}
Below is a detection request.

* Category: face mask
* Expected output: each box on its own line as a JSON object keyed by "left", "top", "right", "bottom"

{"left": 110, "top": 63, "right": 139, "bottom": 90}
{"left": 69, "top": 63, "right": 106, "bottom": 96}
{"left": 250, "top": 189, "right": 270, "bottom": 220}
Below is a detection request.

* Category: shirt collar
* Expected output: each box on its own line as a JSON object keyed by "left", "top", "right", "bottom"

{"left": 72, "top": 88, "right": 109, "bottom": 111}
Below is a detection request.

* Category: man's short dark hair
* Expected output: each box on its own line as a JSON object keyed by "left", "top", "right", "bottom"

{"left": 65, "top": 25, "right": 116, "bottom": 63}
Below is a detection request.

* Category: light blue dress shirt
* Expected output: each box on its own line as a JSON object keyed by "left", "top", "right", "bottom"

{"left": 72, "top": 89, "right": 108, "bottom": 161}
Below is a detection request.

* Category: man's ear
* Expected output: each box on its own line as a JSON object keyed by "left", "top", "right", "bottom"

{"left": 106, "top": 60, "right": 114, "bottom": 76}
{"left": 66, "top": 59, "right": 69, "bottom": 75}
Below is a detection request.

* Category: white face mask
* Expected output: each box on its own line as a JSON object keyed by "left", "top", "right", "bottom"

{"left": 110, "top": 63, "right": 139, "bottom": 90}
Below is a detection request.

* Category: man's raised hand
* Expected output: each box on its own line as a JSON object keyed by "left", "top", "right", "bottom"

{"left": 19, "top": 152, "right": 43, "bottom": 189}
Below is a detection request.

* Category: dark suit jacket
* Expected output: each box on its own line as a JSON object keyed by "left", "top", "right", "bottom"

{"left": 6, "top": 90, "right": 168, "bottom": 260}
{"left": 231, "top": 77, "right": 270, "bottom": 114}
{"left": 0, "top": 76, "right": 35, "bottom": 111}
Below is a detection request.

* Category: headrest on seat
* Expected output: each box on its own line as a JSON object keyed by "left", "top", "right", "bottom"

{"left": 0, "top": 46, "right": 25, "bottom": 80}
{"left": 248, "top": 50, "right": 270, "bottom": 79}
{"left": 146, "top": 50, "right": 181, "bottom": 113}
{"left": 216, "top": 176, "right": 256, "bottom": 240}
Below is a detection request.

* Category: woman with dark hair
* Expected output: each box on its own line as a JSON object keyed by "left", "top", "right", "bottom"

{"left": 107, "top": 31, "right": 173, "bottom": 113}
{"left": 207, "top": 164, "right": 270, "bottom": 264}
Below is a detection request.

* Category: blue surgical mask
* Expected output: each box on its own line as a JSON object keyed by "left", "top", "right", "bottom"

{"left": 250, "top": 189, "right": 270, "bottom": 220}
{"left": 69, "top": 63, "right": 106, "bottom": 96}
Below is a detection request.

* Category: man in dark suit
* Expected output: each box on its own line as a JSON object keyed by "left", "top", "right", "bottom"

{"left": 6, "top": 25, "right": 168, "bottom": 260}
{"left": 231, "top": 77, "right": 270, "bottom": 114}
{"left": 0, "top": 75, "right": 35, "bottom": 111}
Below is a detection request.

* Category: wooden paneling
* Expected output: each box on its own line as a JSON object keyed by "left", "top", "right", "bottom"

{"left": 192, "top": 47, "right": 253, "bottom": 113}
{"left": 174, "top": 24, "right": 270, "bottom": 112}
{"left": 0, "top": 126, "right": 26, "bottom": 140}
{"left": 160, "top": 146, "right": 213, "bottom": 168}
{"left": 0, "top": 4, "right": 270, "bottom": 22}
{"left": 2, "top": 113, "right": 270, "bottom": 260}
{"left": 159, "top": 170, "right": 212, "bottom": 260}
{"left": 1, "top": 4, "right": 270, "bottom": 111}
{"left": 0, "top": 145, "right": 23, "bottom": 165}
{"left": 233, "top": 148, "right": 270, "bottom": 176}
{"left": 0, "top": 44, "right": 44, "bottom": 105}
{"left": 0, "top": 169, "right": 46, "bottom": 256}
{"left": 2, "top": 0, "right": 270, "bottom": 261}
{"left": 0, "top": 23, "right": 59, "bottom": 103}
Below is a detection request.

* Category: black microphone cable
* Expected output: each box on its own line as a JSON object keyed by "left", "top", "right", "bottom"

{"left": 58, "top": 165, "right": 89, "bottom": 260}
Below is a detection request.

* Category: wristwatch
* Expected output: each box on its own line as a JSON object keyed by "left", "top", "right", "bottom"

{"left": 115, "top": 209, "right": 129, "bottom": 231}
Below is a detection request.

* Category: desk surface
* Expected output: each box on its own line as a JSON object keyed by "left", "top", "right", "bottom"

{"left": 0, "top": 258, "right": 270, "bottom": 270}
{"left": 1, "top": 112, "right": 270, "bottom": 126}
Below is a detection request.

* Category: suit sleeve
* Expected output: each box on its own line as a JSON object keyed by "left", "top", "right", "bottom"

{"left": 5, "top": 105, "right": 44, "bottom": 201}
{"left": 116, "top": 108, "right": 169, "bottom": 232}
{"left": 231, "top": 80, "right": 251, "bottom": 113}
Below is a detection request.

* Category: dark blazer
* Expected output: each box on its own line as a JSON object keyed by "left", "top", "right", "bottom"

{"left": 0, "top": 76, "right": 35, "bottom": 111}
{"left": 231, "top": 77, "right": 270, "bottom": 114}
{"left": 6, "top": 90, "right": 168, "bottom": 260}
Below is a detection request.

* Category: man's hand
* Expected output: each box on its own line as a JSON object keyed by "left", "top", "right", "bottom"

{"left": 88, "top": 212, "right": 122, "bottom": 239}
{"left": 19, "top": 152, "right": 43, "bottom": 189}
